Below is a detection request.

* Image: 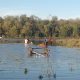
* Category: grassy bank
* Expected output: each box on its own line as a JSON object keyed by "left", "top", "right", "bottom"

{"left": 56, "top": 38, "right": 80, "bottom": 47}
{"left": 0, "top": 38, "right": 80, "bottom": 48}
{"left": 0, "top": 38, "right": 24, "bottom": 43}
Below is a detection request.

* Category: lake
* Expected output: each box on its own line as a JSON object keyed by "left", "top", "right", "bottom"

{"left": 0, "top": 43, "right": 80, "bottom": 80}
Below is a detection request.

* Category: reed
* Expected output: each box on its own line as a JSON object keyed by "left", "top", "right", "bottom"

{"left": 56, "top": 38, "right": 80, "bottom": 47}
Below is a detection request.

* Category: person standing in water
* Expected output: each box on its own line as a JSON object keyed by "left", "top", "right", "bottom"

{"left": 44, "top": 38, "right": 48, "bottom": 48}
{"left": 24, "top": 38, "right": 30, "bottom": 47}
{"left": 25, "top": 39, "right": 28, "bottom": 44}
{"left": 44, "top": 38, "right": 49, "bottom": 56}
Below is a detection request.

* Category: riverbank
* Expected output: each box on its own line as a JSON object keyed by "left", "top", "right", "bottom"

{"left": 56, "top": 38, "right": 80, "bottom": 48}
{"left": 0, "top": 38, "right": 24, "bottom": 43}
{"left": 0, "top": 38, "right": 80, "bottom": 48}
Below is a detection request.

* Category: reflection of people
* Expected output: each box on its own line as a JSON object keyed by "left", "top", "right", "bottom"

{"left": 28, "top": 47, "right": 33, "bottom": 56}
{"left": 44, "top": 48, "right": 49, "bottom": 56}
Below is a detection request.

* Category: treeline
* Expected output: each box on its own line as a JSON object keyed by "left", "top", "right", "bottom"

{"left": 0, "top": 15, "right": 80, "bottom": 38}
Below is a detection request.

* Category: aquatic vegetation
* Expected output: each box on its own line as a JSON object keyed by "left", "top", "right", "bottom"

{"left": 56, "top": 38, "right": 80, "bottom": 47}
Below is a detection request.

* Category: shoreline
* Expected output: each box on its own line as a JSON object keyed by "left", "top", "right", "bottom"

{"left": 0, "top": 38, "right": 80, "bottom": 48}
{"left": 56, "top": 38, "right": 80, "bottom": 48}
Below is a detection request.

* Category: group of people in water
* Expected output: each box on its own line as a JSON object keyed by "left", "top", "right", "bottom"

{"left": 25, "top": 38, "right": 49, "bottom": 57}
{"left": 25, "top": 38, "right": 57, "bottom": 79}
{"left": 25, "top": 38, "right": 49, "bottom": 47}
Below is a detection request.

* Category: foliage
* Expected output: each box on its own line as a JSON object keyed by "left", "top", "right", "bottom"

{"left": 0, "top": 15, "right": 80, "bottom": 38}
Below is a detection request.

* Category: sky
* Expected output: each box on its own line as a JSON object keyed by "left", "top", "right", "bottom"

{"left": 0, "top": 0, "right": 80, "bottom": 19}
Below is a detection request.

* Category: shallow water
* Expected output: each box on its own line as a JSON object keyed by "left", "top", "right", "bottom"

{"left": 0, "top": 43, "right": 80, "bottom": 80}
